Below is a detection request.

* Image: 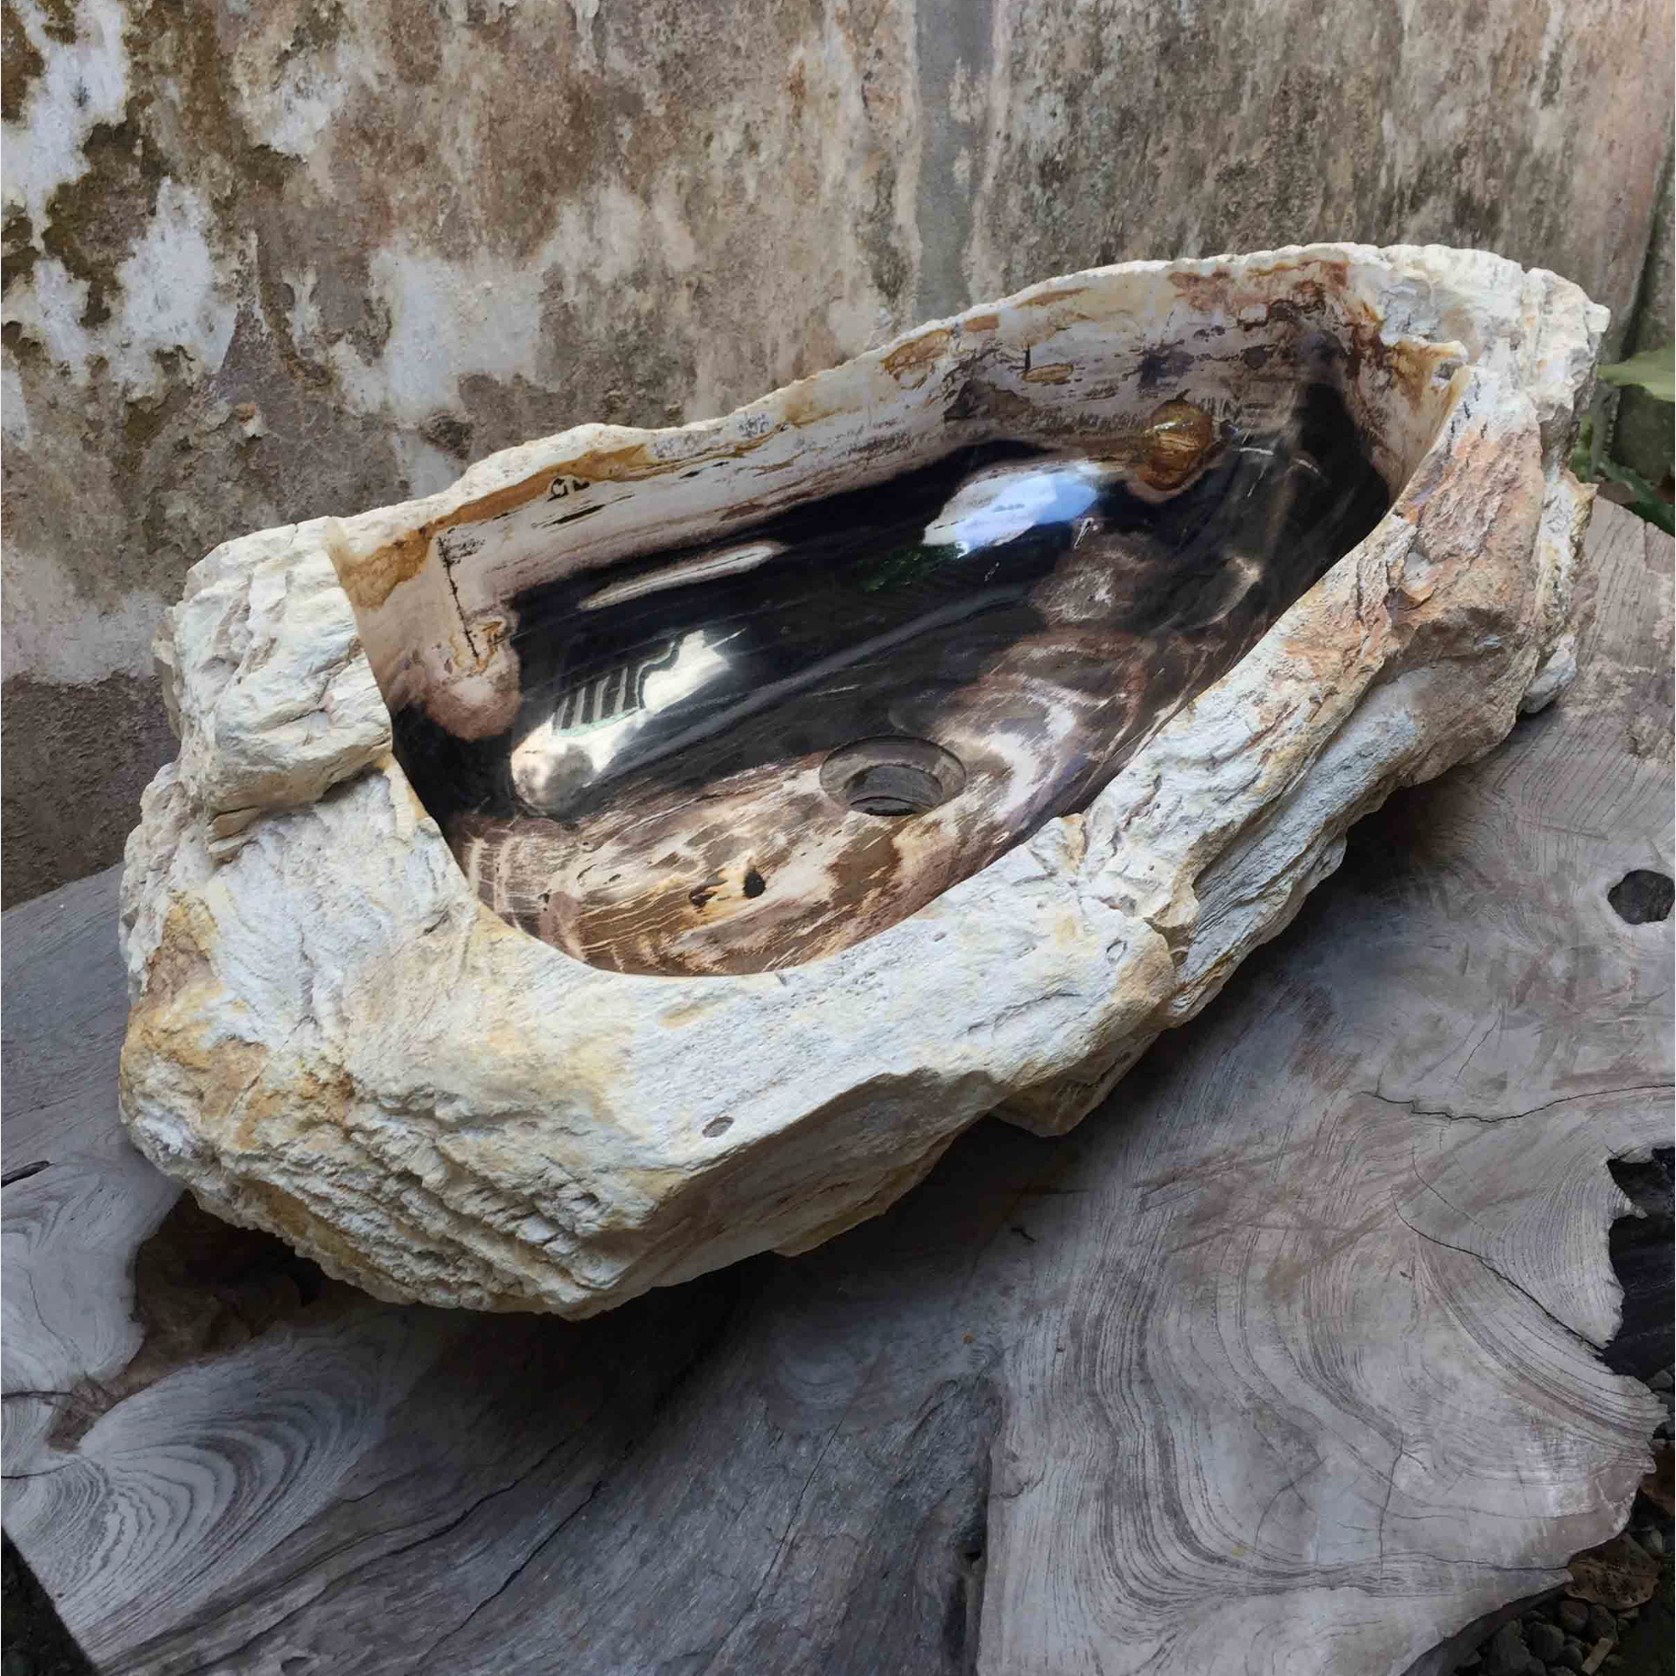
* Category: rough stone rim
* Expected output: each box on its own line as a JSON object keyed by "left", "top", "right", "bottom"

{"left": 118, "top": 242, "right": 1609, "bottom": 1316}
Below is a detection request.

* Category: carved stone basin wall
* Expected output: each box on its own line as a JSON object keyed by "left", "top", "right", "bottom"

{"left": 369, "top": 335, "right": 1410, "bottom": 977}
{"left": 120, "top": 246, "right": 1605, "bottom": 1315}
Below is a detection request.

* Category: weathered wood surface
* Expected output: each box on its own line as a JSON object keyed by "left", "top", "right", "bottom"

{"left": 3, "top": 502, "right": 1670, "bottom": 1676}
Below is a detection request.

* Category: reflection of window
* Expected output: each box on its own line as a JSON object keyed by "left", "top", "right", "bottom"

{"left": 511, "top": 630, "right": 732, "bottom": 808}
{"left": 548, "top": 639, "right": 683, "bottom": 733}
{"left": 579, "top": 540, "right": 784, "bottom": 612}
{"left": 923, "top": 460, "right": 1107, "bottom": 556}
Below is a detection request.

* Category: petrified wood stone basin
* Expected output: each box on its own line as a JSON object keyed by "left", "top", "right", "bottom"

{"left": 120, "top": 245, "right": 1605, "bottom": 1314}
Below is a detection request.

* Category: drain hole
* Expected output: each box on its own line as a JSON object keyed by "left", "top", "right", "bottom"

{"left": 846, "top": 763, "right": 944, "bottom": 816}
{"left": 1609, "top": 869, "right": 1675, "bottom": 925}
{"left": 820, "top": 738, "right": 966, "bottom": 818}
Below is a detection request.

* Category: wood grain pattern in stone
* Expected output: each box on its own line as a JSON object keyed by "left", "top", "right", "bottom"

{"left": 7, "top": 503, "right": 1669, "bottom": 1675}
{"left": 415, "top": 385, "right": 1388, "bottom": 974}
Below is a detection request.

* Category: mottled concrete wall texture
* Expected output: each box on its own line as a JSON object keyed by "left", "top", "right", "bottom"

{"left": 3, "top": 0, "right": 1672, "bottom": 904}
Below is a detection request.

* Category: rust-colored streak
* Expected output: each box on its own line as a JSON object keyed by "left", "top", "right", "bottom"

{"left": 120, "top": 903, "right": 272, "bottom": 1140}
{"left": 1167, "top": 259, "right": 1365, "bottom": 332}
{"left": 1018, "top": 284, "right": 1090, "bottom": 310}
{"left": 1362, "top": 334, "right": 1456, "bottom": 402}
{"left": 337, "top": 527, "right": 435, "bottom": 610}
{"left": 340, "top": 432, "right": 786, "bottom": 611}
{"left": 339, "top": 466, "right": 568, "bottom": 609}
{"left": 882, "top": 327, "right": 954, "bottom": 381}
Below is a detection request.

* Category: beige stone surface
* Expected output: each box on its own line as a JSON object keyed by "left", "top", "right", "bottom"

{"left": 4, "top": 0, "right": 1672, "bottom": 902}
{"left": 116, "top": 244, "right": 1606, "bottom": 1316}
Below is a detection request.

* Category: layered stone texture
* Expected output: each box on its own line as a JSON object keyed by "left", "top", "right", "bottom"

{"left": 119, "top": 245, "right": 1604, "bottom": 1315}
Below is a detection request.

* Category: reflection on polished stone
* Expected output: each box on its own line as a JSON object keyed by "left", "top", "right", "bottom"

{"left": 391, "top": 384, "right": 1390, "bottom": 975}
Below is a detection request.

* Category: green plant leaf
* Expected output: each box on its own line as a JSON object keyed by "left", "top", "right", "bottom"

{"left": 1570, "top": 414, "right": 1597, "bottom": 480}
{"left": 1597, "top": 457, "right": 1676, "bottom": 535}
{"left": 1597, "top": 347, "right": 1675, "bottom": 404}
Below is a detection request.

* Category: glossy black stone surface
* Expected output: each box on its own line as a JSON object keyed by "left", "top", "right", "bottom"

{"left": 391, "top": 382, "right": 1393, "bottom": 973}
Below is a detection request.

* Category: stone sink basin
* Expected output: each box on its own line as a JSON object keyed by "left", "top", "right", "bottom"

{"left": 120, "top": 245, "right": 1605, "bottom": 1314}
{"left": 414, "top": 383, "right": 1391, "bottom": 979}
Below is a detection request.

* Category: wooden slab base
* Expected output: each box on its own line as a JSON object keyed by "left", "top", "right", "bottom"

{"left": 3, "top": 503, "right": 1669, "bottom": 1676}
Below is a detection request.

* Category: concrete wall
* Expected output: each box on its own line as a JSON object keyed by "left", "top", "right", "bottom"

{"left": 3, "top": 0, "right": 1671, "bottom": 905}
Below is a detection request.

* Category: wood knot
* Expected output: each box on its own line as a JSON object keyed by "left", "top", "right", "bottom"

{"left": 1137, "top": 399, "right": 1217, "bottom": 491}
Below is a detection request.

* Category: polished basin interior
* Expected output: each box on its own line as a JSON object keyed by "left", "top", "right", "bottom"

{"left": 384, "top": 371, "right": 1399, "bottom": 975}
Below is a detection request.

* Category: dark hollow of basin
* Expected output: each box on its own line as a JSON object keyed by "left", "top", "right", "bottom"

{"left": 392, "top": 381, "right": 1392, "bottom": 976}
